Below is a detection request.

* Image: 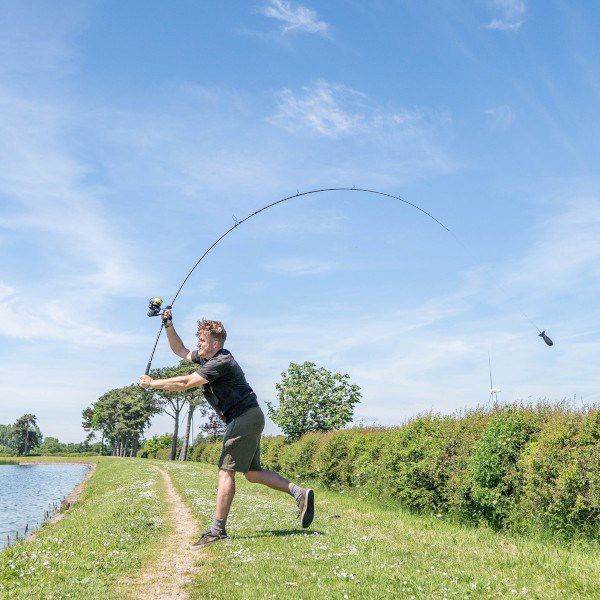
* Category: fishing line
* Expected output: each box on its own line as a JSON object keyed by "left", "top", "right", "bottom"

{"left": 144, "top": 187, "right": 552, "bottom": 374}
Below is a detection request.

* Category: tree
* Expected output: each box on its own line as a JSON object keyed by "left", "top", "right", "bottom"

{"left": 267, "top": 361, "right": 362, "bottom": 440}
{"left": 149, "top": 361, "right": 206, "bottom": 460}
{"left": 199, "top": 411, "right": 227, "bottom": 442}
{"left": 140, "top": 434, "right": 172, "bottom": 457}
{"left": 179, "top": 396, "right": 207, "bottom": 461}
{"left": 11, "top": 414, "right": 42, "bottom": 456}
{"left": 38, "top": 437, "right": 63, "bottom": 454}
{"left": 83, "top": 385, "right": 160, "bottom": 457}
{"left": 0, "top": 424, "right": 15, "bottom": 455}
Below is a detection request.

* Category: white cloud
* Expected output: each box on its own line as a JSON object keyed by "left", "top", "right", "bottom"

{"left": 0, "top": 82, "right": 148, "bottom": 348}
{"left": 264, "top": 256, "right": 336, "bottom": 276}
{"left": 269, "top": 79, "right": 445, "bottom": 140}
{"left": 0, "top": 281, "right": 143, "bottom": 347}
{"left": 258, "top": 0, "right": 329, "bottom": 36}
{"left": 486, "top": 0, "right": 526, "bottom": 31}
{"left": 270, "top": 80, "right": 367, "bottom": 137}
{"left": 485, "top": 105, "right": 515, "bottom": 128}
{"left": 99, "top": 80, "right": 455, "bottom": 204}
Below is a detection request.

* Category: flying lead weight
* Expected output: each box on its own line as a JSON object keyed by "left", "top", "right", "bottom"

{"left": 539, "top": 331, "right": 553, "bottom": 346}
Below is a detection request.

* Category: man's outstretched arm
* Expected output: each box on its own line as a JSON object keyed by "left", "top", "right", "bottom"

{"left": 139, "top": 372, "right": 207, "bottom": 391}
{"left": 162, "top": 309, "right": 195, "bottom": 362}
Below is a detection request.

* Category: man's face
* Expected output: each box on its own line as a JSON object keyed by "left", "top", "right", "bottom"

{"left": 197, "top": 331, "right": 219, "bottom": 358}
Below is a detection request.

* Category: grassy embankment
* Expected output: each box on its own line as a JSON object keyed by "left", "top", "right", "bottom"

{"left": 1, "top": 457, "right": 599, "bottom": 598}
{"left": 157, "top": 460, "right": 600, "bottom": 600}
{"left": 0, "top": 457, "right": 166, "bottom": 599}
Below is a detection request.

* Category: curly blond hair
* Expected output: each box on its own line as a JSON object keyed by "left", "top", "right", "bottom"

{"left": 197, "top": 319, "right": 227, "bottom": 345}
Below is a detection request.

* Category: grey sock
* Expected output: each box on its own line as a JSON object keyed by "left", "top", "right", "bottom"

{"left": 289, "top": 484, "right": 304, "bottom": 503}
{"left": 210, "top": 517, "right": 226, "bottom": 535}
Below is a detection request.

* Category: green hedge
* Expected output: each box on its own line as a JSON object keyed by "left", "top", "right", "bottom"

{"left": 194, "top": 404, "right": 599, "bottom": 540}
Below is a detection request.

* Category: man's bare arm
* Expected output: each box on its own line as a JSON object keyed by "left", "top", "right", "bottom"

{"left": 163, "top": 309, "right": 194, "bottom": 362}
{"left": 139, "top": 372, "right": 207, "bottom": 391}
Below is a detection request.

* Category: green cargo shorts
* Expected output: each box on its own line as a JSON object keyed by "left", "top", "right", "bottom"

{"left": 219, "top": 406, "right": 265, "bottom": 473}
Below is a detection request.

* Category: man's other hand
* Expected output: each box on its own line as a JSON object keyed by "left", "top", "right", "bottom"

{"left": 139, "top": 375, "right": 154, "bottom": 388}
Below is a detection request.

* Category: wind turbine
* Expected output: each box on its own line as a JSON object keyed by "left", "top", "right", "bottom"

{"left": 488, "top": 352, "right": 501, "bottom": 403}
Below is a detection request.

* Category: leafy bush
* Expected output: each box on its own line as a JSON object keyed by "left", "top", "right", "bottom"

{"left": 154, "top": 447, "right": 172, "bottom": 460}
{"left": 138, "top": 434, "right": 172, "bottom": 458}
{"left": 192, "top": 403, "right": 599, "bottom": 540}
{"left": 467, "top": 410, "right": 540, "bottom": 529}
{"left": 0, "top": 444, "right": 15, "bottom": 456}
{"left": 519, "top": 411, "right": 600, "bottom": 538}
{"left": 189, "top": 440, "right": 211, "bottom": 462}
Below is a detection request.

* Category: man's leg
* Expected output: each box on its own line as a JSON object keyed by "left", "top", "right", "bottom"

{"left": 192, "top": 468, "right": 235, "bottom": 549}
{"left": 245, "top": 469, "right": 315, "bottom": 528}
{"left": 216, "top": 468, "right": 236, "bottom": 519}
{"left": 244, "top": 469, "right": 291, "bottom": 492}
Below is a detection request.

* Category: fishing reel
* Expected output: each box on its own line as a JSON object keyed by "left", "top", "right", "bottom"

{"left": 147, "top": 297, "right": 171, "bottom": 318}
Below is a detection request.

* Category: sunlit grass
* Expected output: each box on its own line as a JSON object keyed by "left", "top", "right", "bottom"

{"left": 158, "top": 460, "right": 600, "bottom": 599}
{"left": 0, "top": 458, "right": 166, "bottom": 599}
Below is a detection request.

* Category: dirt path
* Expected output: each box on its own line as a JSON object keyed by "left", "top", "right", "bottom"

{"left": 124, "top": 465, "right": 201, "bottom": 600}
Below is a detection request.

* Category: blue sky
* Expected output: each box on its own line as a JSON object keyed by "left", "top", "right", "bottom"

{"left": 1, "top": 0, "right": 599, "bottom": 442}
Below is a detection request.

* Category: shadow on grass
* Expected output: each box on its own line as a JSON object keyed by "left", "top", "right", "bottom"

{"left": 233, "top": 528, "right": 325, "bottom": 540}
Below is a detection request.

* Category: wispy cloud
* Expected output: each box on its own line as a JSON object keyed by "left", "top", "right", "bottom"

{"left": 264, "top": 256, "right": 336, "bottom": 276}
{"left": 270, "top": 80, "right": 366, "bottom": 137}
{"left": 258, "top": 0, "right": 329, "bottom": 36}
{"left": 486, "top": 0, "right": 526, "bottom": 31}
{"left": 485, "top": 104, "right": 515, "bottom": 128}
{"left": 265, "top": 79, "right": 455, "bottom": 183}
{"left": 0, "top": 82, "right": 147, "bottom": 347}
{"left": 269, "top": 79, "right": 440, "bottom": 139}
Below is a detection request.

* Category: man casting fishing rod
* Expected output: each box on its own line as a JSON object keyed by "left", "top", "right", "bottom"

{"left": 139, "top": 310, "right": 314, "bottom": 548}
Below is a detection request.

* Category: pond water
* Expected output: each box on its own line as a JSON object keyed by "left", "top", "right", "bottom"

{"left": 0, "top": 462, "right": 90, "bottom": 548}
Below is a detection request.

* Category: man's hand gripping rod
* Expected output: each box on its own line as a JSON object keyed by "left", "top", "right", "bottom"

{"left": 145, "top": 298, "right": 171, "bottom": 375}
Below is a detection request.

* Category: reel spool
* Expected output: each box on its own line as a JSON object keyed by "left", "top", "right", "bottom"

{"left": 147, "top": 297, "right": 163, "bottom": 317}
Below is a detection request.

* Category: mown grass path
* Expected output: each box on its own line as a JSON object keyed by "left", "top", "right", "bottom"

{"left": 120, "top": 465, "right": 199, "bottom": 600}
{"left": 157, "top": 460, "right": 600, "bottom": 600}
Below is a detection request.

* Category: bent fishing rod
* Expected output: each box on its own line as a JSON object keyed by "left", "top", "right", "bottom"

{"left": 144, "top": 187, "right": 553, "bottom": 374}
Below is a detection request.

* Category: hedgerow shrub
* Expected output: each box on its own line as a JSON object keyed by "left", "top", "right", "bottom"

{"left": 280, "top": 434, "right": 320, "bottom": 480}
{"left": 154, "top": 448, "right": 172, "bottom": 460}
{"left": 466, "top": 410, "right": 541, "bottom": 529}
{"left": 192, "top": 403, "right": 599, "bottom": 540}
{"left": 519, "top": 411, "right": 600, "bottom": 539}
{"left": 189, "top": 441, "right": 210, "bottom": 462}
{"left": 260, "top": 436, "right": 286, "bottom": 471}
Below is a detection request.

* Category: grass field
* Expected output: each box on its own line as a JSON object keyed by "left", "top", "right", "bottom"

{"left": 0, "top": 458, "right": 165, "bottom": 599}
{"left": 157, "top": 460, "right": 600, "bottom": 600}
{"left": 1, "top": 458, "right": 599, "bottom": 599}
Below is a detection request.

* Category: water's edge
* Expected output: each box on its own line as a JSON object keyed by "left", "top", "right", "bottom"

{"left": 1, "top": 462, "right": 94, "bottom": 549}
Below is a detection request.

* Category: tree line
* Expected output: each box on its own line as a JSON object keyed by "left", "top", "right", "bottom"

{"left": 0, "top": 414, "right": 42, "bottom": 456}
{"left": 0, "top": 360, "right": 361, "bottom": 459}
{"left": 82, "top": 360, "right": 208, "bottom": 460}
{"left": 0, "top": 414, "right": 102, "bottom": 456}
